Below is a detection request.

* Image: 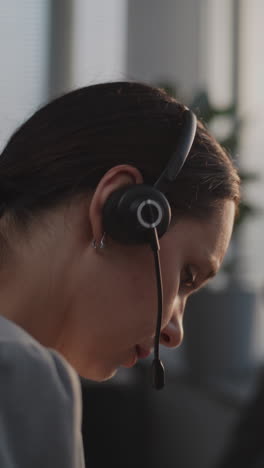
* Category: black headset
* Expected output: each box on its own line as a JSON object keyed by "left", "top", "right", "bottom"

{"left": 102, "top": 108, "right": 197, "bottom": 389}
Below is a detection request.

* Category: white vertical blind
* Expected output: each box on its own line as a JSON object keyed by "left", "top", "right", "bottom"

{"left": 0, "top": 0, "right": 49, "bottom": 151}
{"left": 71, "top": 0, "right": 128, "bottom": 88}
{"left": 201, "top": 0, "right": 234, "bottom": 107}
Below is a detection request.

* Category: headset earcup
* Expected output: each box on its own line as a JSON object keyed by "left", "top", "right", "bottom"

{"left": 102, "top": 184, "right": 171, "bottom": 244}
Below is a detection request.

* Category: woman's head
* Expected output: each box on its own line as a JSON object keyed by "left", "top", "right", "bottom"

{"left": 0, "top": 81, "right": 240, "bottom": 380}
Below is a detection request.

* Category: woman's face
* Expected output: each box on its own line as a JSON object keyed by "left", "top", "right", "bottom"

{"left": 56, "top": 199, "right": 235, "bottom": 381}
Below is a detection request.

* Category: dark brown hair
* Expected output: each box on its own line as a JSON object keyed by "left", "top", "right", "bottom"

{"left": 0, "top": 81, "right": 240, "bottom": 239}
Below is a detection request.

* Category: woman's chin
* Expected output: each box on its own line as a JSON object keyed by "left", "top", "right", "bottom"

{"left": 79, "top": 365, "right": 118, "bottom": 382}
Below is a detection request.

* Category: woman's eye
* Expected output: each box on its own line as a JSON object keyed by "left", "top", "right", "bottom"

{"left": 180, "top": 266, "right": 196, "bottom": 291}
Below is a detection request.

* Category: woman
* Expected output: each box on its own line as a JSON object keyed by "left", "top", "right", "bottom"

{"left": 0, "top": 81, "right": 240, "bottom": 467}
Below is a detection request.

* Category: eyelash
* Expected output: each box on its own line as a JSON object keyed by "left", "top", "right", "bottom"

{"left": 180, "top": 266, "right": 196, "bottom": 291}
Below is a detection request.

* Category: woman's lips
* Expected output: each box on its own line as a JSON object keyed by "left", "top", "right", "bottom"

{"left": 121, "top": 352, "right": 138, "bottom": 368}
{"left": 121, "top": 345, "right": 152, "bottom": 368}
{"left": 136, "top": 344, "right": 152, "bottom": 359}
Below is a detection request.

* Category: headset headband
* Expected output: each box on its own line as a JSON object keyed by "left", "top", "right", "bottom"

{"left": 154, "top": 108, "right": 197, "bottom": 193}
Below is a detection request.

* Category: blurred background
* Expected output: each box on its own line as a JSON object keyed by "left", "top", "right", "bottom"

{"left": 1, "top": 1, "right": 264, "bottom": 467}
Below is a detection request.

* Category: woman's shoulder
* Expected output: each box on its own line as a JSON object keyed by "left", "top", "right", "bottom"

{"left": 0, "top": 314, "right": 82, "bottom": 405}
{"left": 0, "top": 315, "right": 85, "bottom": 467}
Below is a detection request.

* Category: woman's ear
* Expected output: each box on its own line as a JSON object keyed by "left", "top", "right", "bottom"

{"left": 89, "top": 165, "right": 144, "bottom": 242}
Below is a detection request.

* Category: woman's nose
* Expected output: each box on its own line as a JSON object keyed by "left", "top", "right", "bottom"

{"left": 159, "top": 321, "right": 183, "bottom": 348}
